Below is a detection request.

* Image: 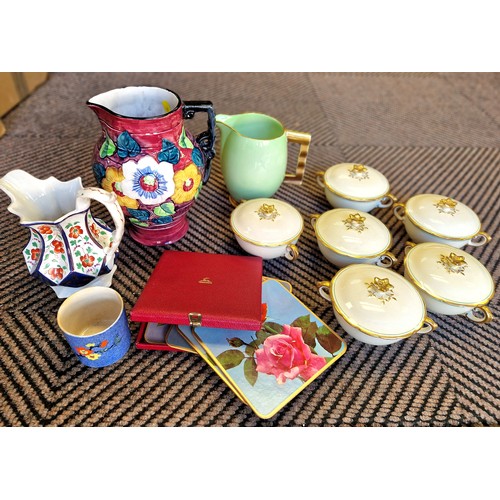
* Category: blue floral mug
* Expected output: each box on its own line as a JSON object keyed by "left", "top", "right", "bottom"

{"left": 57, "top": 287, "right": 131, "bottom": 368}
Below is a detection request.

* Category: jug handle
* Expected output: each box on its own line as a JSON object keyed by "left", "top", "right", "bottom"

{"left": 183, "top": 101, "right": 216, "bottom": 185}
{"left": 75, "top": 187, "right": 126, "bottom": 262}
{"left": 284, "top": 130, "right": 311, "bottom": 185}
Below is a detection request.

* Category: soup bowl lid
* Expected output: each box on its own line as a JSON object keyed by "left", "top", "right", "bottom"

{"left": 404, "top": 242, "right": 494, "bottom": 306}
{"left": 404, "top": 194, "right": 482, "bottom": 240}
{"left": 230, "top": 198, "right": 303, "bottom": 247}
{"left": 329, "top": 264, "right": 427, "bottom": 339}
{"left": 323, "top": 163, "right": 390, "bottom": 201}
{"left": 314, "top": 208, "right": 392, "bottom": 258}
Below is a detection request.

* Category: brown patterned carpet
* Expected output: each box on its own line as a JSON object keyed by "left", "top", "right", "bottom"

{"left": 0, "top": 72, "right": 498, "bottom": 426}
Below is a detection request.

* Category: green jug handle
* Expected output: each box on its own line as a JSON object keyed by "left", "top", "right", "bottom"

{"left": 183, "top": 101, "right": 216, "bottom": 185}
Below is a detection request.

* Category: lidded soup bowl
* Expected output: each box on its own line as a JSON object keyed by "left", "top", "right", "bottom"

{"left": 317, "top": 264, "right": 438, "bottom": 346}
{"left": 316, "top": 163, "right": 396, "bottom": 212}
{"left": 403, "top": 242, "right": 495, "bottom": 323}
{"left": 310, "top": 209, "right": 397, "bottom": 268}
{"left": 230, "top": 198, "right": 303, "bottom": 261}
{"left": 393, "top": 193, "right": 491, "bottom": 248}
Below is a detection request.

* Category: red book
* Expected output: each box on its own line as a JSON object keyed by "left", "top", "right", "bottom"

{"left": 131, "top": 251, "right": 263, "bottom": 339}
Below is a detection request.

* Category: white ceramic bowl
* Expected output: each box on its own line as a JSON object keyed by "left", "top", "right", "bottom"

{"left": 316, "top": 163, "right": 396, "bottom": 212}
{"left": 317, "top": 264, "right": 438, "bottom": 345}
{"left": 310, "top": 209, "right": 397, "bottom": 268}
{"left": 393, "top": 194, "right": 491, "bottom": 248}
{"left": 403, "top": 241, "right": 494, "bottom": 323}
{"left": 230, "top": 198, "right": 303, "bottom": 261}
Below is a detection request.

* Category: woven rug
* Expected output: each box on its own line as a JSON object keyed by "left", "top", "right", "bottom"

{"left": 0, "top": 72, "right": 498, "bottom": 427}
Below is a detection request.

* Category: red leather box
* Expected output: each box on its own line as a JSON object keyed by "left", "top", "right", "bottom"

{"left": 131, "top": 250, "right": 263, "bottom": 351}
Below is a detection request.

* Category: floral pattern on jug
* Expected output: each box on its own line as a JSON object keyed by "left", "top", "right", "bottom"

{"left": 23, "top": 211, "right": 115, "bottom": 287}
{"left": 24, "top": 230, "right": 44, "bottom": 274}
{"left": 93, "top": 137, "right": 204, "bottom": 228}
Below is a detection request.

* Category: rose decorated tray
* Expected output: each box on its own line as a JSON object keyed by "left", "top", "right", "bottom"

{"left": 172, "top": 277, "right": 347, "bottom": 419}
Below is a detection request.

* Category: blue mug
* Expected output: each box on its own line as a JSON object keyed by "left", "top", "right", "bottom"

{"left": 57, "top": 287, "right": 131, "bottom": 368}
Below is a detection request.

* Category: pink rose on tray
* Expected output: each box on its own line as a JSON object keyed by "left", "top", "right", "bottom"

{"left": 255, "top": 325, "right": 327, "bottom": 384}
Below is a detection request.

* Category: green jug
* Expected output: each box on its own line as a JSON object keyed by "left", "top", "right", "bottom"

{"left": 216, "top": 113, "right": 311, "bottom": 204}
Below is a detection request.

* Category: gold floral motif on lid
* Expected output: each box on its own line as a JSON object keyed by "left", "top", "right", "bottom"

{"left": 255, "top": 203, "right": 280, "bottom": 221}
{"left": 343, "top": 213, "right": 368, "bottom": 233}
{"left": 348, "top": 164, "right": 369, "bottom": 181}
{"left": 434, "top": 197, "right": 459, "bottom": 215}
{"left": 366, "top": 277, "right": 396, "bottom": 304}
{"left": 438, "top": 252, "right": 468, "bottom": 275}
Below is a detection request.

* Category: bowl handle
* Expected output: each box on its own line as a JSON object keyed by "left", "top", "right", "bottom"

{"left": 377, "top": 251, "right": 398, "bottom": 268}
{"left": 466, "top": 305, "right": 493, "bottom": 323}
{"left": 418, "top": 316, "right": 438, "bottom": 334}
{"left": 309, "top": 213, "right": 321, "bottom": 231}
{"left": 393, "top": 202, "right": 406, "bottom": 221}
{"left": 378, "top": 193, "right": 397, "bottom": 208}
{"left": 284, "top": 244, "right": 299, "bottom": 261}
{"left": 404, "top": 241, "right": 416, "bottom": 256}
{"left": 317, "top": 281, "right": 332, "bottom": 302}
{"left": 315, "top": 171, "right": 326, "bottom": 189}
{"left": 468, "top": 231, "right": 492, "bottom": 247}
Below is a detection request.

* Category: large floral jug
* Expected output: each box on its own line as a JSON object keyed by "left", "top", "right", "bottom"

{"left": 87, "top": 86, "right": 216, "bottom": 246}
{"left": 0, "top": 170, "right": 125, "bottom": 298}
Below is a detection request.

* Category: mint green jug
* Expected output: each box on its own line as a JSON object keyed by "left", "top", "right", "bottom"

{"left": 216, "top": 113, "right": 311, "bottom": 204}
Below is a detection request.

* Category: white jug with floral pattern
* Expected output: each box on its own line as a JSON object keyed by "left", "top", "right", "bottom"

{"left": 0, "top": 170, "right": 125, "bottom": 298}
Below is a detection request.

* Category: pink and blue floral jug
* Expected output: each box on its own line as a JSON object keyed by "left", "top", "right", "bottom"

{"left": 87, "top": 86, "right": 215, "bottom": 246}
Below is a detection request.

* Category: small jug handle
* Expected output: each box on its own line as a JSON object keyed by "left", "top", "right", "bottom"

{"left": 284, "top": 130, "right": 311, "bottom": 185}
{"left": 75, "top": 187, "right": 125, "bottom": 262}
{"left": 183, "top": 101, "right": 216, "bottom": 185}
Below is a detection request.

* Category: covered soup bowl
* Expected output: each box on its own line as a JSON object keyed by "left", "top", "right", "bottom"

{"left": 393, "top": 193, "right": 491, "bottom": 248}
{"left": 310, "top": 209, "right": 397, "bottom": 268}
{"left": 403, "top": 242, "right": 494, "bottom": 323}
{"left": 316, "top": 163, "right": 396, "bottom": 212}
{"left": 230, "top": 198, "right": 303, "bottom": 261}
{"left": 317, "top": 264, "right": 438, "bottom": 345}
